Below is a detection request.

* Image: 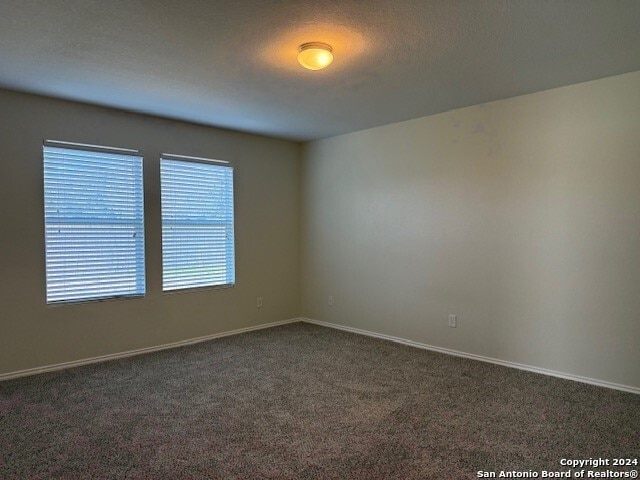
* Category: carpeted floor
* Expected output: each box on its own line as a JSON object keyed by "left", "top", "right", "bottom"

{"left": 1, "top": 322, "right": 638, "bottom": 479}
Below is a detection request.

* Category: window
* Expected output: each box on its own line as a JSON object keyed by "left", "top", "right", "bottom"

{"left": 43, "top": 142, "right": 146, "bottom": 303}
{"left": 161, "top": 156, "right": 235, "bottom": 291}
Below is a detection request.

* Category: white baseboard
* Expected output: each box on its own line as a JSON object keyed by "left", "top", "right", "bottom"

{"left": 4, "top": 316, "right": 638, "bottom": 395}
{"left": 0, "top": 318, "right": 302, "bottom": 382}
{"left": 301, "top": 318, "right": 640, "bottom": 395}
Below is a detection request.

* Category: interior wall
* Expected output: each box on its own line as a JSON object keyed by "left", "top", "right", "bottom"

{"left": 0, "top": 89, "right": 301, "bottom": 376}
{"left": 301, "top": 71, "right": 640, "bottom": 389}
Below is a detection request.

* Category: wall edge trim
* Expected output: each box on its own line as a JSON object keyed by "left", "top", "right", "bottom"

{"left": 301, "top": 318, "right": 640, "bottom": 395}
{"left": 0, "top": 318, "right": 303, "bottom": 382}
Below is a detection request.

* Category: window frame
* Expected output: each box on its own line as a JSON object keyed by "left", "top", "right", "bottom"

{"left": 159, "top": 154, "right": 236, "bottom": 293}
{"left": 42, "top": 140, "right": 147, "bottom": 305}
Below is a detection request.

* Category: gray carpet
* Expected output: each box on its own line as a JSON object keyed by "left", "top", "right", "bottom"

{"left": 1, "top": 322, "right": 638, "bottom": 479}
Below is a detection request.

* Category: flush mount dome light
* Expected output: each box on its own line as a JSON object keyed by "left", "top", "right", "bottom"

{"left": 297, "top": 42, "right": 333, "bottom": 70}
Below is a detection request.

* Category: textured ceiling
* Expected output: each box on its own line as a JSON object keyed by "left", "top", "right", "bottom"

{"left": 0, "top": 0, "right": 639, "bottom": 141}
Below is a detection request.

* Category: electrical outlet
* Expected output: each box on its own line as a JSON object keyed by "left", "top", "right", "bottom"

{"left": 257, "top": 297, "right": 263, "bottom": 308}
{"left": 448, "top": 314, "right": 457, "bottom": 328}
{"left": 328, "top": 295, "right": 334, "bottom": 306}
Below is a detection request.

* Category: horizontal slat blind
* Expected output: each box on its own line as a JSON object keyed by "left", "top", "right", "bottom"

{"left": 161, "top": 158, "right": 235, "bottom": 291}
{"left": 43, "top": 146, "right": 145, "bottom": 303}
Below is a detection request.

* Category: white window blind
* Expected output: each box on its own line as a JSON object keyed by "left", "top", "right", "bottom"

{"left": 43, "top": 144, "right": 146, "bottom": 303}
{"left": 161, "top": 157, "right": 235, "bottom": 291}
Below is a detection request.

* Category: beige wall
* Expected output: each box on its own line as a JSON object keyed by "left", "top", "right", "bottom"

{"left": 2, "top": 71, "right": 639, "bottom": 389}
{"left": 0, "top": 89, "right": 301, "bottom": 375}
{"left": 301, "top": 71, "right": 640, "bottom": 389}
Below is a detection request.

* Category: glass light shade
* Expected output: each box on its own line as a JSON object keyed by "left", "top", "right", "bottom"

{"left": 297, "top": 42, "right": 333, "bottom": 70}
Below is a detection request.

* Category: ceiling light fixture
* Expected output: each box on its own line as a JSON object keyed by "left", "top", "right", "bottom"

{"left": 297, "top": 42, "right": 333, "bottom": 71}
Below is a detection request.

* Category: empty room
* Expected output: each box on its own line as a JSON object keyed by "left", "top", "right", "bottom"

{"left": 1, "top": 1, "right": 639, "bottom": 478}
